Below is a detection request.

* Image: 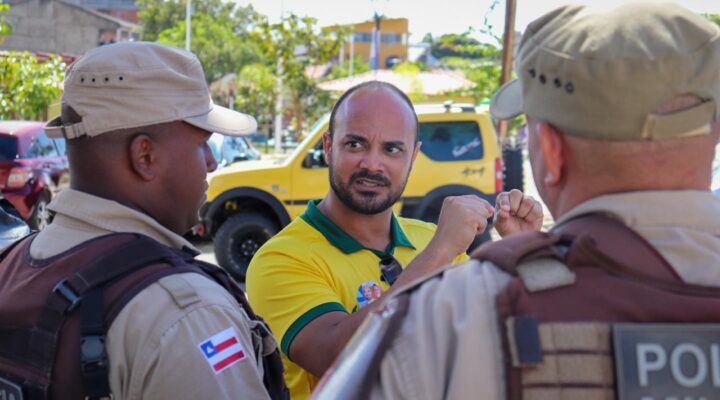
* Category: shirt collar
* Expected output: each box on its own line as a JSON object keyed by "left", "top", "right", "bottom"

{"left": 48, "top": 188, "right": 198, "bottom": 252}
{"left": 554, "top": 190, "right": 720, "bottom": 234}
{"left": 300, "top": 199, "right": 415, "bottom": 256}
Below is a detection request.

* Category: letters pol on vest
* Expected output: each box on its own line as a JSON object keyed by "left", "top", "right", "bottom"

{"left": 477, "top": 214, "right": 720, "bottom": 400}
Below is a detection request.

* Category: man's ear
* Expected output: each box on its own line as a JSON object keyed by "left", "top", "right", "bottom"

{"left": 537, "top": 122, "right": 565, "bottom": 185}
{"left": 322, "top": 131, "right": 332, "bottom": 164}
{"left": 128, "top": 133, "right": 159, "bottom": 181}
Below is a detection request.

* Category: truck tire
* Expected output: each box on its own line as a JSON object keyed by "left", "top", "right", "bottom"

{"left": 28, "top": 192, "right": 52, "bottom": 231}
{"left": 214, "top": 213, "right": 279, "bottom": 282}
{"left": 503, "top": 143, "right": 524, "bottom": 192}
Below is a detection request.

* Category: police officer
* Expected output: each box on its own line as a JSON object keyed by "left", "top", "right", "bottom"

{"left": 0, "top": 42, "right": 286, "bottom": 399}
{"left": 313, "top": 3, "right": 720, "bottom": 399}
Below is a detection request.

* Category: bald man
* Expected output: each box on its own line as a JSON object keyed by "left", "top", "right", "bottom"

{"left": 247, "top": 81, "right": 542, "bottom": 399}
{"left": 0, "top": 42, "right": 287, "bottom": 399}
{"left": 314, "top": 4, "right": 720, "bottom": 400}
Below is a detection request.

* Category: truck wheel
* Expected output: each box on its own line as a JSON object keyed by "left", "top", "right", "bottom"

{"left": 214, "top": 213, "right": 278, "bottom": 282}
{"left": 503, "top": 142, "right": 524, "bottom": 192}
{"left": 28, "top": 193, "right": 52, "bottom": 231}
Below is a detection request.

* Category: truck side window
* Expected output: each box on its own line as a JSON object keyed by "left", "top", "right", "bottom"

{"left": 419, "top": 121, "right": 484, "bottom": 162}
{"left": 303, "top": 140, "right": 327, "bottom": 168}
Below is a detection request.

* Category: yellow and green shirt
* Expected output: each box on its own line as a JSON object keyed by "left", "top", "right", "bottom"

{"left": 247, "top": 200, "right": 467, "bottom": 399}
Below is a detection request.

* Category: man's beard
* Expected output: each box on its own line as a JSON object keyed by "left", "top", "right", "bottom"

{"left": 328, "top": 164, "right": 408, "bottom": 215}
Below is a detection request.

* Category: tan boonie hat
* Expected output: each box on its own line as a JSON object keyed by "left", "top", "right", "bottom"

{"left": 490, "top": 3, "right": 720, "bottom": 141}
{"left": 45, "top": 42, "right": 256, "bottom": 139}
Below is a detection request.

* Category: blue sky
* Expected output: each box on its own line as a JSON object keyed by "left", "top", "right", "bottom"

{"left": 236, "top": 0, "right": 720, "bottom": 43}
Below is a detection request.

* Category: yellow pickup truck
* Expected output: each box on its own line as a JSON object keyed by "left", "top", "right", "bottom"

{"left": 199, "top": 102, "right": 502, "bottom": 280}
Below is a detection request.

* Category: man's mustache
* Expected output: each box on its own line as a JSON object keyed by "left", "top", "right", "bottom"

{"left": 350, "top": 170, "right": 391, "bottom": 186}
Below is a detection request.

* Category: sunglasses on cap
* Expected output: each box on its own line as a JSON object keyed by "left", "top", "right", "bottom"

{"left": 379, "top": 256, "right": 403, "bottom": 285}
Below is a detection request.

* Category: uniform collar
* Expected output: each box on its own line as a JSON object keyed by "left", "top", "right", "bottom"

{"left": 554, "top": 190, "right": 720, "bottom": 234}
{"left": 300, "top": 199, "right": 415, "bottom": 257}
{"left": 47, "top": 188, "right": 198, "bottom": 252}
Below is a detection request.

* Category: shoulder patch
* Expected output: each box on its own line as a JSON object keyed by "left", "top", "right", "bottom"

{"left": 198, "top": 327, "right": 247, "bottom": 374}
{"left": 516, "top": 258, "right": 576, "bottom": 292}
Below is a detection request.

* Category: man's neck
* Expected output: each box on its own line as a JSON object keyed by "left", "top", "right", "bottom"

{"left": 317, "top": 194, "right": 393, "bottom": 253}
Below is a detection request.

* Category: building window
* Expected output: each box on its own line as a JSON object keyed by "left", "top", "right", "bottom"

{"left": 381, "top": 33, "right": 402, "bottom": 44}
{"left": 353, "top": 32, "right": 372, "bottom": 43}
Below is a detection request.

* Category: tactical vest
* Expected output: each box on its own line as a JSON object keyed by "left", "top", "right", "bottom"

{"left": 312, "top": 213, "right": 720, "bottom": 400}
{"left": 473, "top": 214, "right": 720, "bottom": 400}
{"left": 0, "top": 233, "right": 288, "bottom": 400}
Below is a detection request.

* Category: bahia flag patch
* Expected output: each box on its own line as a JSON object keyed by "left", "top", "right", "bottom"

{"left": 198, "top": 327, "right": 247, "bottom": 374}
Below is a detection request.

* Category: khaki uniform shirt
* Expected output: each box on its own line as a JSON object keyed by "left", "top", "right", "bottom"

{"left": 368, "top": 190, "right": 720, "bottom": 399}
{"left": 31, "top": 189, "right": 271, "bottom": 400}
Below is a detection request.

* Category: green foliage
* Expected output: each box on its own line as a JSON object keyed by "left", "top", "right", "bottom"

{"left": 136, "top": 0, "right": 256, "bottom": 41}
{"left": 440, "top": 54, "right": 501, "bottom": 104}
{"left": 234, "top": 63, "right": 277, "bottom": 134}
{"left": 431, "top": 32, "right": 500, "bottom": 60}
{"left": 249, "top": 13, "right": 346, "bottom": 138}
{"left": 393, "top": 61, "right": 429, "bottom": 73}
{"left": 326, "top": 56, "right": 370, "bottom": 81}
{"left": 137, "top": 0, "right": 260, "bottom": 83}
{"left": 0, "top": 52, "right": 65, "bottom": 120}
{"left": 703, "top": 13, "right": 720, "bottom": 27}
{"left": 0, "top": 4, "right": 12, "bottom": 46}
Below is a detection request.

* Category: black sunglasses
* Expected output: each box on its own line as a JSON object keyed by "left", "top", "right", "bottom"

{"left": 379, "top": 256, "right": 403, "bottom": 285}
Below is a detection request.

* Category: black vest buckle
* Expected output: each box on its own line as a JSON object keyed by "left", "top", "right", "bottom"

{"left": 52, "top": 280, "right": 81, "bottom": 314}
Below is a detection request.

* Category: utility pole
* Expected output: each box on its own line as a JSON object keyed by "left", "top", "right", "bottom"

{"left": 185, "top": 0, "right": 191, "bottom": 51}
{"left": 370, "top": 0, "right": 388, "bottom": 72}
{"left": 371, "top": 13, "right": 382, "bottom": 71}
{"left": 349, "top": 34, "right": 355, "bottom": 77}
{"left": 274, "top": 0, "right": 285, "bottom": 154}
{"left": 498, "top": 0, "right": 517, "bottom": 143}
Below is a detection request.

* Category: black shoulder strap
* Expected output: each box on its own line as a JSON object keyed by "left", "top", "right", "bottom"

{"left": 40, "top": 234, "right": 179, "bottom": 400}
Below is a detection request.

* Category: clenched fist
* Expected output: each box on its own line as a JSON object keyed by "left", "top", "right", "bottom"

{"left": 493, "top": 189, "right": 544, "bottom": 237}
{"left": 430, "top": 195, "right": 495, "bottom": 259}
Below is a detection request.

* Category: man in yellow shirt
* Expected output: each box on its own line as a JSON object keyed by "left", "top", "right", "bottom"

{"left": 247, "top": 81, "right": 542, "bottom": 398}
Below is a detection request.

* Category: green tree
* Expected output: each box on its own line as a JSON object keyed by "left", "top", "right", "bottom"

{"left": 431, "top": 32, "right": 499, "bottom": 59}
{"left": 703, "top": 13, "right": 720, "bottom": 27}
{"left": 137, "top": 0, "right": 260, "bottom": 82}
{"left": 0, "top": 52, "right": 65, "bottom": 120}
{"left": 0, "top": 3, "right": 12, "bottom": 46}
{"left": 136, "top": 0, "right": 257, "bottom": 41}
{"left": 234, "top": 63, "right": 277, "bottom": 138}
{"left": 325, "top": 56, "right": 370, "bottom": 80}
{"left": 441, "top": 54, "right": 501, "bottom": 104}
{"left": 250, "top": 13, "right": 346, "bottom": 138}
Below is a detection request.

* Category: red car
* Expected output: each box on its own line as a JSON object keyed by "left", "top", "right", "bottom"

{"left": 0, "top": 121, "right": 69, "bottom": 230}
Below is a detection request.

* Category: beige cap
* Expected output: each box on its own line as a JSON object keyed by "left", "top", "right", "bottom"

{"left": 45, "top": 42, "right": 256, "bottom": 139}
{"left": 490, "top": 3, "right": 720, "bottom": 141}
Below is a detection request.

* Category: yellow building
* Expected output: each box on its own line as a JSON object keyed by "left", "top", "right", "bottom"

{"left": 329, "top": 18, "right": 409, "bottom": 69}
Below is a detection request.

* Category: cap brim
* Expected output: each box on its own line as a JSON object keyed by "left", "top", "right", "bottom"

{"left": 184, "top": 104, "right": 257, "bottom": 136}
{"left": 490, "top": 80, "right": 523, "bottom": 120}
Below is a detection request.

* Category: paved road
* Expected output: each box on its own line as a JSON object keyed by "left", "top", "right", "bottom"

{"left": 194, "top": 239, "right": 217, "bottom": 265}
